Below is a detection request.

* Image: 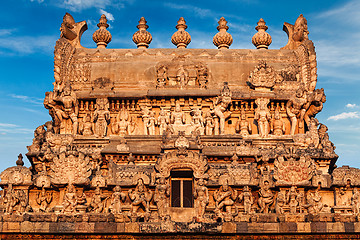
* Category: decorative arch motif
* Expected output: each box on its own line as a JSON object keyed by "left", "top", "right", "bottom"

{"left": 155, "top": 151, "right": 208, "bottom": 179}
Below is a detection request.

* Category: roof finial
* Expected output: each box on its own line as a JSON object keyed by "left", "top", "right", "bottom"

{"left": 92, "top": 14, "right": 112, "bottom": 49}
{"left": 16, "top": 153, "right": 24, "bottom": 166}
{"left": 213, "top": 17, "right": 233, "bottom": 49}
{"left": 171, "top": 17, "right": 191, "bottom": 48}
{"left": 252, "top": 18, "right": 272, "bottom": 49}
{"left": 132, "top": 17, "right": 152, "bottom": 49}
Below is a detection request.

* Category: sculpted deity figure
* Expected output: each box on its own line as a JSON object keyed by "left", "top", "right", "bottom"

{"left": 109, "top": 186, "right": 126, "bottom": 214}
{"left": 286, "top": 87, "right": 308, "bottom": 135}
{"left": 275, "top": 191, "right": 286, "bottom": 214}
{"left": 36, "top": 187, "right": 52, "bottom": 212}
{"left": 194, "top": 178, "right": 209, "bottom": 221}
{"left": 307, "top": 188, "right": 323, "bottom": 214}
{"left": 258, "top": 181, "right": 274, "bottom": 213}
{"left": 112, "top": 109, "right": 134, "bottom": 137}
{"left": 196, "top": 64, "right": 208, "bottom": 88}
{"left": 93, "top": 98, "right": 110, "bottom": 137}
{"left": 191, "top": 108, "right": 204, "bottom": 135}
{"left": 213, "top": 178, "right": 238, "bottom": 221}
{"left": 141, "top": 107, "right": 151, "bottom": 135}
{"left": 79, "top": 114, "right": 93, "bottom": 136}
{"left": 176, "top": 65, "right": 189, "bottom": 88}
{"left": 235, "top": 108, "right": 252, "bottom": 137}
{"left": 170, "top": 102, "right": 186, "bottom": 133}
{"left": 271, "top": 107, "right": 285, "bottom": 136}
{"left": 318, "top": 124, "right": 335, "bottom": 153}
{"left": 213, "top": 83, "right": 232, "bottom": 135}
{"left": 62, "top": 184, "right": 77, "bottom": 214}
{"left": 128, "top": 178, "right": 153, "bottom": 221}
{"left": 89, "top": 187, "right": 108, "bottom": 213}
{"left": 297, "top": 191, "right": 306, "bottom": 213}
{"left": 156, "top": 65, "right": 167, "bottom": 88}
{"left": 286, "top": 186, "right": 299, "bottom": 214}
{"left": 352, "top": 188, "right": 360, "bottom": 215}
{"left": 4, "top": 184, "right": 17, "bottom": 214}
{"left": 153, "top": 177, "right": 170, "bottom": 221}
{"left": 204, "top": 111, "right": 215, "bottom": 135}
{"left": 146, "top": 111, "right": 156, "bottom": 135}
{"left": 52, "top": 84, "right": 79, "bottom": 134}
{"left": 254, "top": 98, "right": 271, "bottom": 137}
{"left": 238, "top": 186, "right": 253, "bottom": 214}
{"left": 157, "top": 109, "right": 170, "bottom": 135}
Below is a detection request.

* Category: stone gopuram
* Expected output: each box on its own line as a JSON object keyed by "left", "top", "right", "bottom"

{"left": 1, "top": 13, "right": 359, "bottom": 239}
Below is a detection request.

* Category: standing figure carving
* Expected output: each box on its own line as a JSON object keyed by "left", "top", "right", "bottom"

{"left": 204, "top": 111, "right": 215, "bottom": 135}
{"left": 109, "top": 186, "right": 126, "bottom": 214}
{"left": 52, "top": 84, "right": 79, "bottom": 134}
{"left": 213, "top": 178, "right": 238, "bottom": 221}
{"left": 238, "top": 186, "right": 253, "bottom": 214}
{"left": 176, "top": 65, "right": 189, "bottom": 88}
{"left": 213, "top": 82, "right": 232, "bottom": 135}
{"left": 128, "top": 178, "right": 153, "bottom": 221}
{"left": 286, "top": 87, "right": 308, "bottom": 135}
{"left": 36, "top": 187, "right": 52, "bottom": 212}
{"left": 157, "top": 109, "right": 170, "bottom": 135}
{"left": 146, "top": 110, "right": 156, "bottom": 135}
{"left": 235, "top": 108, "right": 252, "bottom": 137}
{"left": 352, "top": 188, "right": 360, "bottom": 215}
{"left": 271, "top": 107, "right": 285, "bottom": 136}
{"left": 275, "top": 191, "right": 286, "bottom": 214}
{"left": 258, "top": 181, "right": 274, "bottom": 213}
{"left": 254, "top": 98, "right": 271, "bottom": 137}
{"left": 141, "top": 107, "right": 151, "bottom": 135}
{"left": 191, "top": 108, "right": 204, "bottom": 135}
{"left": 62, "top": 184, "right": 77, "bottom": 214}
{"left": 93, "top": 98, "right": 110, "bottom": 137}
{"left": 194, "top": 178, "right": 209, "bottom": 221}
{"left": 286, "top": 186, "right": 299, "bottom": 214}
{"left": 156, "top": 65, "right": 167, "bottom": 88}
{"left": 153, "top": 177, "right": 170, "bottom": 221}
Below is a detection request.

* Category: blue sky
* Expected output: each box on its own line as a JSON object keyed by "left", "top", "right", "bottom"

{"left": 0, "top": 0, "right": 359, "bottom": 172}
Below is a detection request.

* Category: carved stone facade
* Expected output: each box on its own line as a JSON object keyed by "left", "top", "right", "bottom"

{"left": 2, "top": 13, "right": 359, "bottom": 237}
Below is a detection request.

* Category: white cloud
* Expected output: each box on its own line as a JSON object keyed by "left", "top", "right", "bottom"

{"left": 99, "top": 9, "right": 115, "bottom": 21}
{"left": 0, "top": 123, "right": 33, "bottom": 135}
{"left": 316, "top": 0, "right": 360, "bottom": 23}
{"left": 0, "top": 35, "right": 56, "bottom": 55}
{"left": 10, "top": 94, "right": 43, "bottom": 105}
{"left": 346, "top": 103, "right": 357, "bottom": 108}
{"left": 60, "top": 0, "right": 130, "bottom": 12}
{"left": 30, "top": 0, "right": 44, "bottom": 3}
{"left": 327, "top": 112, "right": 360, "bottom": 121}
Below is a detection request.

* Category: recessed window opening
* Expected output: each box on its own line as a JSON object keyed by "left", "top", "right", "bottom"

{"left": 171, "top": 170, "right": 193, "bottom": 208}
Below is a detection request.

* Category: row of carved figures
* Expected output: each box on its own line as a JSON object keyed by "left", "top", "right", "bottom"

{"left": 44, "top": 83, "right": 326, "bottom": 138}
{"left": 3, "top": 179, "right": 360, "bottom": 223}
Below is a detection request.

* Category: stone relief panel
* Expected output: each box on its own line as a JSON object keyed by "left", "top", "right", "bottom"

{"left": 155, "top": 56, "right": 209, "bottom": 89}
{"left": 274, "top": 155, "right": 315, "bottom": 186}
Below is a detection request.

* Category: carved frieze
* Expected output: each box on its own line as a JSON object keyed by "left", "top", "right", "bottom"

{"left": 274, "top": 156, "right": 315, "bottom": 186}
{"left": 155, "top": 57, "right": 209, "bottom": 89}
{"left": 333, "top": 166, "right": 360, "bottom": 186}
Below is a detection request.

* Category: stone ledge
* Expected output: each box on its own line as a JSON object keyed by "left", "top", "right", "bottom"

{"left": 1, "top": 221, "right": 360, "bottom": 234}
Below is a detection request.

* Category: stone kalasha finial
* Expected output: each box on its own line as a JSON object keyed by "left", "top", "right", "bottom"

{"left": 93, "top": 14, "right": 112, "bottom": 48}
{"left": 252, "top": 18, "right": 272, "bottom": 49}
{"left": 16, "top": 153, "right": 24, "bottom": 166}
{"left": 132, "top": 17, "right": 152, "bottom": 49}
{"left": 213, "top": 17, "right": 233, "bottom": 49}
{"left": 171, "top": 17, "right": 191, "bottom": 48}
